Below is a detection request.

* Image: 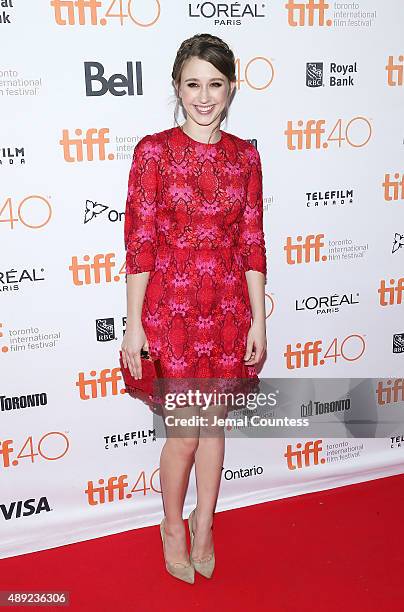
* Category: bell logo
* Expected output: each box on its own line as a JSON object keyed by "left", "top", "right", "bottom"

{"left": 285, "top": 0, "right": 332, "bottom": 27}
{"left": 383, "top": 172, "right": 404, "bottom": 202}
{"left": 284, "top": 234, "right": 327, "bottom": 264}
{"left": 284, "top": 440, "right": 325, "bottom": 469}
{"left": 84, "top": 61, "right": 143, "bottom": 97}
{"left": 385, "top": 55, "right": 403, "bottom": 87}
{"left": 378, "top": 277, "right": 404, "bottom": 306}
{"left": 69, "top": 253, "right": 123, "bottom": 285}
{"left": 60, "top": 128, "right": 113, "bottom": 162}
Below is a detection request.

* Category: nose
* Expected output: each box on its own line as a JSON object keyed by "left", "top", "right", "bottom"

{"left": 198, "top": 85, "right": 210, "bottom": 103}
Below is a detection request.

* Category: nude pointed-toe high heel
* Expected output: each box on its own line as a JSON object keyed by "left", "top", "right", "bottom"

{"left": 188, "top": 507, "right": 215, "bottom": 579}
{"left": 160, "top": 518, "right": 195, "bottom": 584}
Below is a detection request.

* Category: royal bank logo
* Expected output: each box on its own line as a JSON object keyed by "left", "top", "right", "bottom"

{"left": 307, "top": 61, "right": 358, "bottom": 87}
{"left": 393, "top": 333, "right": 404, "bottom": 354}
{"left": 0, "top": 1, "right": 14, "bottom": 24}
{"left": 306, "top": 62, "right": 323, "bottom": 87}
{"left": 96, "top": 318, "right": 115, "bottom": 342}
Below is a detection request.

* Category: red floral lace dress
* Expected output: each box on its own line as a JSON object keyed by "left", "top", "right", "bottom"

{"left": 124, "top": 125, "right": 267, "bottom": 386}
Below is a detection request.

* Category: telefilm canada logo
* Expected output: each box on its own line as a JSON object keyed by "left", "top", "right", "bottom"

{"left": 306, "top": 61, "right": 358, "bottom": 87}
{"left": 104, "top": 429, "right": 157, "bottom": 451}
{"left": 0, "top": 145, "right": 25, "bottom": 166}
{"left": 306, "top": 188, "right": 354, "bottom": 208}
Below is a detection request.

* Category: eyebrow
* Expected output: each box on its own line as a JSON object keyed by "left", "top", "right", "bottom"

{"left": 184, "top": 77, "right": 225, "bottom": 82}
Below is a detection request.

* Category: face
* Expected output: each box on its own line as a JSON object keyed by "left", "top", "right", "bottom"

{"left": 177, "top": 56, "right": 235, "bottom": 128}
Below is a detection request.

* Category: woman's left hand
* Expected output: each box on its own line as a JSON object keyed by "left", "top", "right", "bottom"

{"left": 243, "top": 319, "right": 267, "bottom": 365}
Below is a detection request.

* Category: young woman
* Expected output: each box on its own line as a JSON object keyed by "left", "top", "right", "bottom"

{"left": 121, "top": 33, "right": 267, "bottom": 583}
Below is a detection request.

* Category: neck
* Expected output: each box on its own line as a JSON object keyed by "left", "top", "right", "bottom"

{"left": 181, "top": 120, "right": 222, "bottom": 144}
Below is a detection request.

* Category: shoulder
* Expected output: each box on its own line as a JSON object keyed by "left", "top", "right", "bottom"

{"left": 223, "top": 131, "right": 261, "bottom": 162}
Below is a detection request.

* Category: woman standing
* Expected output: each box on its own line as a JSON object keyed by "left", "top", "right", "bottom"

{"left": 121, "top": 33, "right": 267, "bottom": 583}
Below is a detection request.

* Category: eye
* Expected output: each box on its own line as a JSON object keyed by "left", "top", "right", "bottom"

{"left": 211, "top": 82, "right": 223, "bottom": 87}
{"left": 187, "top": 82, "right": 199, "bottom": 88}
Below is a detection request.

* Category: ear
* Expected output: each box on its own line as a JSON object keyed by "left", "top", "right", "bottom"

{"left": 229, "top": 80, "right": 236, "bottom": 95}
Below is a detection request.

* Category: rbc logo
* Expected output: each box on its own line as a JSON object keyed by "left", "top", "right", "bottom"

{"left": 306, "top": 62, "right": 323, "bottom": 87}
{"left": 84, "top": 61, "right": 143, "bottom": 96}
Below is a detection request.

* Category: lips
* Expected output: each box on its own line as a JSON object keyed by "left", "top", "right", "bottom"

{"left": 194, "top": 104, "right": 215, "bottom": 114}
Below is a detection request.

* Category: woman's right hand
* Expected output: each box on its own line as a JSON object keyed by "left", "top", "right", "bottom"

{"left": 121, "top": 322, "right": 148, "bottom": 379}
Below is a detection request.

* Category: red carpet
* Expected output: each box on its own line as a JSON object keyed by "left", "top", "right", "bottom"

{"left": 2, "top": 473, "right": 403, "bottom": 612}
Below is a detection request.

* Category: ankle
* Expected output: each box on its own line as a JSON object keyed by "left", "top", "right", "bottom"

{"left": 194, "top": 510, "right": 213, "bottom": 530}
{"left": 164, "top": 518, "right": 185, "bottom": 535}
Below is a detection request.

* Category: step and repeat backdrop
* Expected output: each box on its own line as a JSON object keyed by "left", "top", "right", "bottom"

{"left": 1, "top": 1, "right": 404, "bottom": 558}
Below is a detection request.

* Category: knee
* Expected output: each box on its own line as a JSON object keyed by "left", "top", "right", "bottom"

{"left": 166, "top": 436, "right": 199, "bottom": 456}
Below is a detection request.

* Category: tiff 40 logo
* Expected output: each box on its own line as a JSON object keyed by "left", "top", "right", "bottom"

{"left": 284, "top": 334, "right": 366, "bottom": 369}
{"left": 86, "top": 470, "right": 161, "bottom": 505}
{"left": 0, "top": 432, "right": 69, "bottom": 469}
{"left": 50, "top": 0, "right": 160, "bottom": 26}
{"left": 0, "top": 195, "right": 52, "bottom": 231}
{"left": 285, "top": 116, "right": 372, "bottom": 150}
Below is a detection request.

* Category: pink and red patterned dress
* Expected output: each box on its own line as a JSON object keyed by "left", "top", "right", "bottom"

{"left": 124, "top": 125, "right": 267, "bottom": 381}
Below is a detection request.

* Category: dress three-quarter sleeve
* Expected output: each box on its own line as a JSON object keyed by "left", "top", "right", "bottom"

{"left": 124, "top": 136, "right": 158, "bottom": 274}
{"left": 238, "top": 145, "right": 267, "bottom": 282}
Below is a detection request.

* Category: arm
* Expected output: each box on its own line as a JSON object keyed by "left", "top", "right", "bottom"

{"left": 122, "top": 137, "right": 158, "bottom": 377}
{"left": 239, "top": 145, "right": 268, "bottom": 366}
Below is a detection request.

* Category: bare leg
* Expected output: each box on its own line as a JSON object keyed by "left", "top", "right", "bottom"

{"left": 192, "top": 403, "right": 226, "bottom": 561}
{"left": 159, "top": 402, "right": 199, "bottom": 565}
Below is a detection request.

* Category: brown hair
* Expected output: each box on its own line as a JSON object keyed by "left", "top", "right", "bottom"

{"left": 171, "top": 33, "right": 236, "bottom": 144}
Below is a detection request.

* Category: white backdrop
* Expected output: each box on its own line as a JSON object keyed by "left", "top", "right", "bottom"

{"left": 1, "top": 1, "right": 404, "bottom": 558}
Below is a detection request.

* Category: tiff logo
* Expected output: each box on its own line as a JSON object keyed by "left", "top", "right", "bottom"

{"left": 376, "top": 379, "right": 404, "bottom": 405}
{"left": 284, "top": 119, "right": 327, "bottom": 150}
{"left": 69, "top": 253, "right": 121, "bottom": 285}
{"left": 385, "top": 55, "right": 403, "bottom": 87}
{"left": 51, "top": 0, "right": 102, "bottom": 25}
{"left": 60, "top": 128, "right": 114, "bottom": 162}
{"left": 76, "top": 367, "right": 124, "bottom": 399}
{"left": 383, "top": 173, "right": 404, "bottom": 202}
{"left": 284, "top": 440, "right": 325, "bottom": 469}
{"left": 85, "top": 475, "right": 128, "bottom": 505}
{"left": 285, "top": 0, "right": 332, "bottom": 26}
{"left": 284, "top": 234, "right": 327, "bottom": 264}
{"left": 378, "top": 277, "right": 404, "bottom": 306}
